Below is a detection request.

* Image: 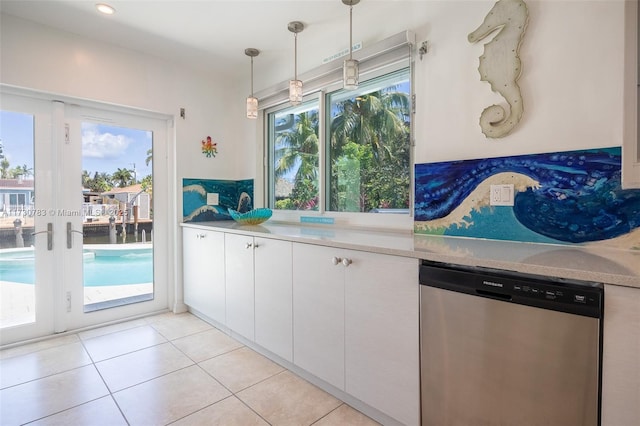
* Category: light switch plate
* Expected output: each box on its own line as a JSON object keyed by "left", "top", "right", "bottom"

{"left": 206, "top": 193, "right": 219, "bottom": 205}
{"left": 490, "top": 184, "right": 514, "bottom": 206}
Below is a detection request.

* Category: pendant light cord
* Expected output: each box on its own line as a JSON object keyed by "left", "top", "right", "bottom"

{"left": 349, "top": 5, "right": 353, "bottom": 60}
{"left": 250, "top": 56, "right": 254, "bottom": 97}
{"left": 294, "top": 32, "right": 298, "bottom": 81}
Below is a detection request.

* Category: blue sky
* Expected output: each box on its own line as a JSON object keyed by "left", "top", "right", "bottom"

{"left": 81, "top": 123, "right": 152, "bottom": 179}
{"left": 0, "top": 111, "right": 152, "bottom": 179}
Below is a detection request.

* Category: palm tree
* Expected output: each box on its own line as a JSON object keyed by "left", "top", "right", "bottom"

{"left": 145, "top": 148, "right": 153, "bottom": 167}
{"left": 330, "top": 89, "right": 409, "bottom": 161}
{"left": 89, "top": 171, "right": 113, "bottom": 193}
{"left": 20, "top": 164, "right": 34, "bottom": 178}
{"left": 274, "top": 111, "right": 320, "bottom": 209}
{"left": 0, "top": 158, "right": 10, "bottom": 179}
{"left": 112, "top": 168, "right": 133, "bottom": 188}
{"left": 329, "top": 88, "right": 410, "bottom": 211}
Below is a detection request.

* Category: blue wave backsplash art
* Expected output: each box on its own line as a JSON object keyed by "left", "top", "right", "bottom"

{"left": 183, "top": 178, "right": 253, "bottom": 223}
{"left": 414, "top": 147, "right": 640, "bottom": 248}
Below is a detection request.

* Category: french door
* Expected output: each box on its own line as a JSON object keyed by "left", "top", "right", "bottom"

{"left": 0, "top": 91, "right": 171, "bottom": 345}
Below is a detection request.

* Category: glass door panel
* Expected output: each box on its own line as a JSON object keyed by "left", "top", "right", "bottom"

{"left": 64, "top": 105, "right": 168, "bottom": 331}
{"left": 80, "top": 121, "right": 154, "bottom": 312}
{"left": 0, "top": 94, "right": 56, "bottom": 345}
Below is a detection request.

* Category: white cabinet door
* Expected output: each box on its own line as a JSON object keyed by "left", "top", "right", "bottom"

{"left": 345, "top": 251, "right": 420, "bottom": 426}
{"left": 293, "top": 242, "right": 421, "bottom": 424}
{"left": 601, "top": 284, "right": 640, "bottom": 426}
{"left": 293, "top": 243, "right": 346, "bottom": 390}
{"left": 182, "top": 227, "right": 225, "bottom": 325}
{"left": 225, "top": 233, "right": 255, "bottom": 341}
{"left": 254, "top": 237, "right": 293, "bottom": 362}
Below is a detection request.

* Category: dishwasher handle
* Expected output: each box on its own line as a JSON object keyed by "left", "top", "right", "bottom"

{"left": 476, "top": 288, "right": 512, "bottom": 301}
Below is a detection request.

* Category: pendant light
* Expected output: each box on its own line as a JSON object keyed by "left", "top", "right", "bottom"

{"left": 342, "top": 0, "right": 360, "bottom": 90}
{"left": 245, "top": 48, "right": 260, "bottom": 119}
{"left": 288, "top": 21, "right": 305, "bottom": 105}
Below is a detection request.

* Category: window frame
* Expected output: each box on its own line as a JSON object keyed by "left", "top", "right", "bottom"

{"left": 324, "top": 66, "right": 412, "bottom": 214}
{"left": 266, "top": 92, "right": 322, "bottom": 212}
{"left": 264, "top": 60, "right": 414, "bottom": 230}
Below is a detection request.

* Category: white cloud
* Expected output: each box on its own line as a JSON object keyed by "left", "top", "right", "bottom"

{"left": 82, "top": 125, "right": 132, "bottom": 159}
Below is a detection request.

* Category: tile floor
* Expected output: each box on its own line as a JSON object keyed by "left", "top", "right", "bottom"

{"left": 0, "top": 312, "right": 380, "bottom": 426}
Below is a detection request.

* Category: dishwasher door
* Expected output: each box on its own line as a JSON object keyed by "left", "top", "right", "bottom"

{"left": 420, "top": 262, "right": 603, "bottom": 426}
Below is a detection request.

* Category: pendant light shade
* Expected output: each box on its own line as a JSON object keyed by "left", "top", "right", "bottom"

{"left": 288, "top": 21, "right": 305, "bottom": 105}
{"left": 342, "top": 0, "right": 360, "bottom": 90}
{"left": 245, "top": 48, "right": 260, "bottom": 119}
{"left": 246, "top": 97, "right": 258, "bottom": 120}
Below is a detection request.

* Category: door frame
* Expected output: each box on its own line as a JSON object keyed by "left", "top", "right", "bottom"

{"left": 1, "top": 85, "right": 177, "bottom": 345}
{"left": 0, "top": 93, "right": 57, "bottom": 344}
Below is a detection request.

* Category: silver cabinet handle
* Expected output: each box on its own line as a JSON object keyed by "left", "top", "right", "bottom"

{"left": 342, "top": 258, "right": 352, "bottom": 267}
{"left": 32, "top": 222, "right": 53, "bottom": 251}
{"left": 66, "top": 222, "right": 84, "bottom": 249}
{"left": 332, "top": 256, "right": 342, "bottom": 265}
{"left": 196, "top": 233, "right": 206, "bottom": 239}
{"left": 245, "top": 242, "right": 253, "bottom": 249}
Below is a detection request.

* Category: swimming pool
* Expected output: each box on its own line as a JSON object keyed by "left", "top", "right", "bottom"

{"left": 0, "top": 244, "right": 153, "bottom": 286}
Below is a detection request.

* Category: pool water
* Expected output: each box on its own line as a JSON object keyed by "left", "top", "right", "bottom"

{"left": 0, "top": 246, "right": 153, "bottom": 286}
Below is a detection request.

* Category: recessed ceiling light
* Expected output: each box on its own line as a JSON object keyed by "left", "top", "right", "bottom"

{"left": 96, "top": 3, "right": 115, "bottom": 15}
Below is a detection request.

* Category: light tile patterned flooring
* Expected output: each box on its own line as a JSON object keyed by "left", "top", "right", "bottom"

{"left": 0, "top": 312, "right": 380, "bottom": 426}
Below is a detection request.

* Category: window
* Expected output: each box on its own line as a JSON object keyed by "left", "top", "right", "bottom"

{"left": 327, "top": 69, "right": 410, "bottom": 212}
{"left": 8, "top": 193, "right": 27, "bottom": 207}
{"left": 266, "top": 67, "right": 411, "bottom": 217}
{"left": 268, "top": 99, "right": 320, "bottom": 210}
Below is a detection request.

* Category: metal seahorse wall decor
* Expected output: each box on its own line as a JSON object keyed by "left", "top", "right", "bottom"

{"left": 468, "top": 0, "right": 529, "bottom": 138}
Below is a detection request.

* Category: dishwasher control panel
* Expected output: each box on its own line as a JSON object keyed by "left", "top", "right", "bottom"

{"left": 420, "top": 261, "right": 604, "bottom": 318}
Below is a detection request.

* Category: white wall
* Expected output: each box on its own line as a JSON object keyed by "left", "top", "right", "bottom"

{"left": 1, "top": 0, "right": 627, "bottom": 189}
{"left": 249, "top": 0, "right": 626, "bottom": 165}
{"left": 412, "top": 0, "right": 625, "bottom": 163}
{"left": 0, "top": 14, "right": 251, "bottom": 183}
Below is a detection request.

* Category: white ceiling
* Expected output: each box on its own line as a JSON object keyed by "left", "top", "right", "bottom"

{"left": 0, "top": 0, "right": 429, "bottom": 89}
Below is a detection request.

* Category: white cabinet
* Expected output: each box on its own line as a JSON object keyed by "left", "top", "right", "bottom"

{"left": 345, "top": 250, "right": 419, "bottom": 426}
{"left": 254, "top": 237, "right": 293, "bottom": 362}
{"left": 225, "top": 234, "right": 293, "bottom": 353}
{"left": 224, "top": 233, "right": 256, "bottom": 341}
{"left": 293, "top": 243, "right": 420, "bottom": 426}
{"left": 182, "top": 227, "right": 225, "bottom": 325}
{"left": 293, "top": 244, "right": 346, "bottom": 390}
{"left": 601, "top": 284, "right": 640, "bottom": 426}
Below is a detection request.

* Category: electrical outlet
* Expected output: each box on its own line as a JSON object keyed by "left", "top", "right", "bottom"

{"left": 490, "top": 184, "right": 514, "bottom": 206}
{"left": 206, "top": 193, "right": 219, "bottom": 205}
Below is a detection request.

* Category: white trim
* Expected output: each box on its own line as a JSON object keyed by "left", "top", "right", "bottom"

{"left": 1, "top": 84, "right": 170, "bottom": 120}
{"left": 622, "top": 0, "right": 639, "bottom": 188}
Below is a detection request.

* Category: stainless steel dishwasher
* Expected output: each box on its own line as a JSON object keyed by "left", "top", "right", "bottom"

{"left": 420, "top": 261, "right": 604, "bottom": 426}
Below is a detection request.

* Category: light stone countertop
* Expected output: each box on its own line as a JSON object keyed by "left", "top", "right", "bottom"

{"left": 181, "top": 221, "right": 640, "bottom": 289}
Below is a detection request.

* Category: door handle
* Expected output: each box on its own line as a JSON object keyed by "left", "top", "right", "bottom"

{"left": 31, "top": 222, "right": 53, "bottom": 251}
{"left": 66, "top": 222, "right": 84, "bottom": 249}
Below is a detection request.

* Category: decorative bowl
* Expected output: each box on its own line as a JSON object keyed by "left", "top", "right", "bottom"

{"left": 228, "top": 208, "right": 272, "bottom": 225}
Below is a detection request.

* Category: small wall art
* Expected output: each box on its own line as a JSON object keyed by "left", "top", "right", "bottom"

{"left": 183, "top": 178, "right": 254, "bottom": 222}
{"left": 201, "top": 136, "right": 218, "bottom": 158}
